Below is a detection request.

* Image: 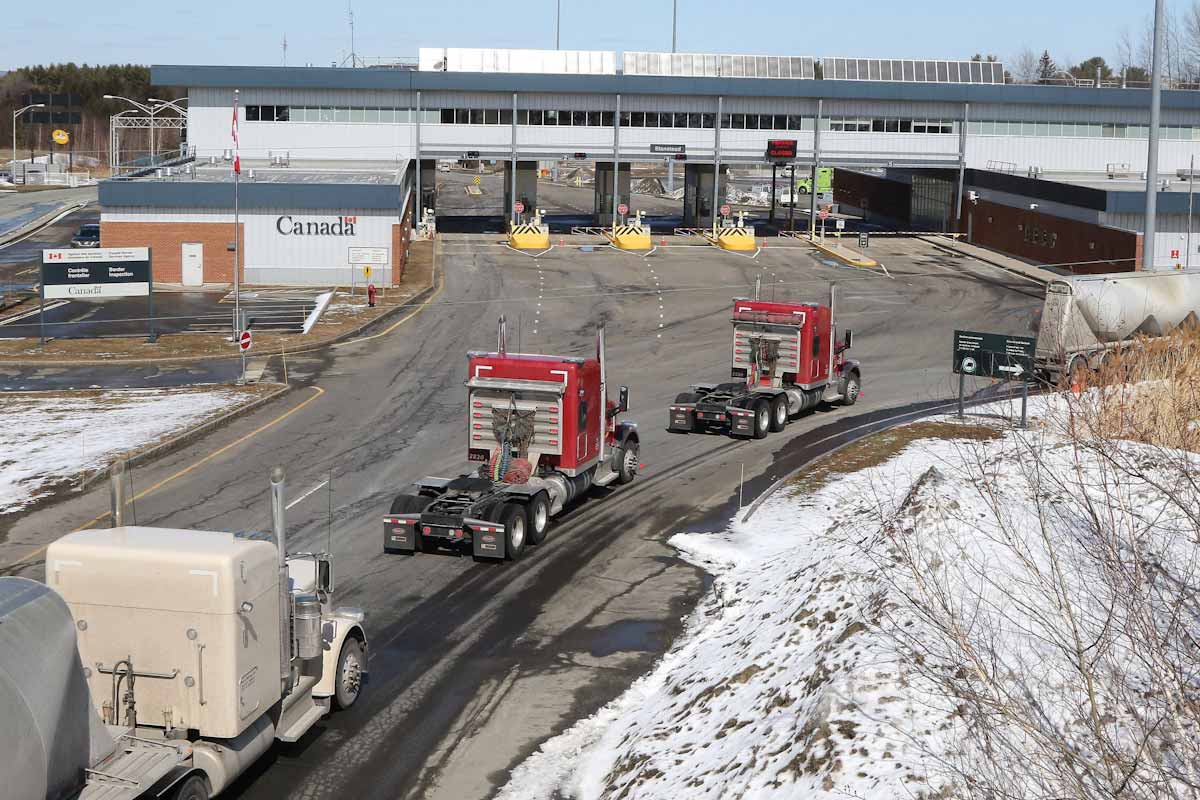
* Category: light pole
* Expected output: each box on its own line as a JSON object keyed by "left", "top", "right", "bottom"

{"left": 555, "top": 0, "right": 560, "bottom": 49}
{"left": 104, "top": 95, "right": 156, "bottom": 165}
{"left": 672, "top": 0, "right": 678, "bottom": 53}
{"left": 11, "top": 103, "right": 46, "bottom": 182}
{"left": 149, "top": 98, "right": 189, "bottom": 158}
{"left": 1144, "top": 0, "right": 1165, "bottom": 270}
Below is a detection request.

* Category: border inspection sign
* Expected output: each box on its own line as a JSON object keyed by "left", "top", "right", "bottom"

{"left": 952, "top": 329, "right": 1036, "bottom": 427}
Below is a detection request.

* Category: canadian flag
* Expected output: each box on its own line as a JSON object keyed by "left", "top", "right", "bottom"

{"left": 231, "top": 94, "right": 241, "bottom": 175}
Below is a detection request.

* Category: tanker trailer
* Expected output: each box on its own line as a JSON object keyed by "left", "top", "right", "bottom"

{"left": 0, "top": 577, "right": 116, "bottom": 800}
{"left": 1034, "top": 270, "right": 1200, "bottom": 381}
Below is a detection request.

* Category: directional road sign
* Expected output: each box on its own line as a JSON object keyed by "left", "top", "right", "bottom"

{"left": 953, "top": 330, "right": 1035, "bottom": 380}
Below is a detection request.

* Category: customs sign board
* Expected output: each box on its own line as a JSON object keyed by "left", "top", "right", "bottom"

{"left": 41, "top": 248, "right": 151, "bottom": 300}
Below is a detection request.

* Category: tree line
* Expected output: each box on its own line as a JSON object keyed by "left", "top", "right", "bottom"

{"left": 1, "top": 64, "right": 182, "bottom": 169}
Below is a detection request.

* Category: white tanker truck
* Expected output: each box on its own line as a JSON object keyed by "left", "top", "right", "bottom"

{"left": 1034, "top": 270, "right": 1200, "bottom": 381}
{"left": 0, "top": 466, "right": 367, "bottom": 800}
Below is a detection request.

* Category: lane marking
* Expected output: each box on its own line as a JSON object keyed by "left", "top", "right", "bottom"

{"left": 287, "top": 479, "right": 329, "bottom": 510}
{"left": 0, "top": 300, "right": 68, "bottom": 324}
{"left": 8, "top": 385, "right": 327, "bottom": 567}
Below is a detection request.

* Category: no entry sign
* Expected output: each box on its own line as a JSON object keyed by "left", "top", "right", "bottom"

{"left": 239, "top": 330, "right": 253, "bottom": 352}
{"left": 513, "top": 201, "right": 525, "bottom": 215}
{"left": 617, "top": 203, "right": 629, "bottom": 215}
{"left": 719, "top": 204, "right": 731, "bottom": 217}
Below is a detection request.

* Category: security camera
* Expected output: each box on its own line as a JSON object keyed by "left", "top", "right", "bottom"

{"left": 1029, "top": 203, "right": 1040, "bottom": 211}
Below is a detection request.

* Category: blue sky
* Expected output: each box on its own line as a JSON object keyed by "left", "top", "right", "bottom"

{"left": 4, "top": 0, "right": 1153, "bottom": 71}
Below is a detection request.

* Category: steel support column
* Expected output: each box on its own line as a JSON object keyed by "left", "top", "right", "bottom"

{"left": 810, "top": 99, "right": 823, "bottom": 237}
{"left": 712, "top": 96, "right": 723, "bottom": 227}
{"left": 954, "top": 102, "right": 969, "bottom": 231}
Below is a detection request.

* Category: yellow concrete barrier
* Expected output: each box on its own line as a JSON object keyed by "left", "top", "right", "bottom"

{"left": 609, "top": 223, "right": 652, "bottom": 251}
{"left": 808, "top": 237, "right": 879, "bottom": 268}
{"left": 716, "top": 226, "right": 757, "bottom": 252}
{"left": 508, "top": 222, "right": 550, "bottom": 250}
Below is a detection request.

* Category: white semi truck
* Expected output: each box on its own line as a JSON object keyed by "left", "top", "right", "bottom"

{"left": 1034, "top": 270, "right": 1200, "bottom": 381}
{"left": 0, "top": 466, "right": 367, "bottom": 800}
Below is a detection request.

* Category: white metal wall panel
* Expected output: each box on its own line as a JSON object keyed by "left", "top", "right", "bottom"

{"left": 515, "top": 93, "right": 618, "bottom": 111}
{"left": 825, "top": 100, "right": 962, "bottom": 119}
{"left": 823, "top": 132, "right": 959, "bottom": 156}
{"left": 420, "top": 91, "right": 512, "bottom": 109}
{"left": 721, "top": 97, "right": 817, "bottom": 114}
{"left": 966, "top": 134, "right": 1199, "bottom": 173}
{"left": 243, "top": 208, "right": 396, "bottom": 284}
{"left": 189, "top": 106, "right": 416, "bottom": 160}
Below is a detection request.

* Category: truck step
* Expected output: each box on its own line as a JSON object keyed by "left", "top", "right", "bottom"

{"left": 80, "top": 735, "right": 183, "bottom": 800}
{"left": 276, "top": 694, "right": 330, "bottom": 742}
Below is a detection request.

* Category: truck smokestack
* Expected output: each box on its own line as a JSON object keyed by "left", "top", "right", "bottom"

{"left": 270, "top": 466, "right": 287, "bottom": 561}
{"left": 109, "top": 459, "right": 127, "bottom": 528}
{"left": 497, "top": 316, "right": 508, "bottom": 356}
{"left": 270, "top": 466, "right": 293, "bottom": 695}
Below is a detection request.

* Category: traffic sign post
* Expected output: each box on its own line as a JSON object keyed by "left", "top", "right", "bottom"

{"left": 719, "top": 204, "right": 731, "bottom": 218}
{"left": 617, "top": 203, "right": 629, "bottom": 218}
{"left": 952, "top": 330, "right": 1036, "bottom": 427}
{"left": 238, "top": 328, "right": 252, "bottom": 384}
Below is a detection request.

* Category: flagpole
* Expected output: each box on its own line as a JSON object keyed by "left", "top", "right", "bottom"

{"left": 233, "top": 89, "right": 241, "bottom": 338}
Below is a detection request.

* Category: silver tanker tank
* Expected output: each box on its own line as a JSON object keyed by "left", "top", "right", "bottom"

{"left": 1035, "top": 270, "right": 1200, "bottom": 374}
{"left": 0, "top": 577, "right": 114, "bottom": 800}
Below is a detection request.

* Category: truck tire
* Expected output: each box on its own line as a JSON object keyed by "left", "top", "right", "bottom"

{"left": 841, "top": 372, "right": 861, "bottom": 406}
{"left": 615, "top": 440, "right": 640, "bottom": 484}
{"left": 752, "top": 399, "right": 770, "bottom": 439}
{"left": 499, "top": 502, "right": 528, "bottom": 561}
{"left": 171, "top": 775, "right": 210, "bottom": 800}
{"left": 527, "top": 492, "right": 551, "bottom": 545}
{"left": 332, "top": 637, "right": 364, "bottom": 710}
{"left": 769, "top": 395, "right": 789, "bottom": 432}
{"left": 386, "top": 493, "right": 431, "bottom": 554}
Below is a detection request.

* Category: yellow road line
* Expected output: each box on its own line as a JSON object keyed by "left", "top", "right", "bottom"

{"left": 9, "top": 385, "right": 327, "bottom": 566}
{"left": 332, "top": 264, "right": 445, "bottom": 348}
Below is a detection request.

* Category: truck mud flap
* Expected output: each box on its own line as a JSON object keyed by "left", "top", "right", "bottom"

{"left": 468, "top": 518, "right": 506, "bottom": 560}
{"left": 668, "top": 405, "right": 695, "bottom": 432}
{"left": 383, "top": 515, "right": 419, "bottom": 554}
{"left": 728, "top": 408, "right": 755, "bottom": 437}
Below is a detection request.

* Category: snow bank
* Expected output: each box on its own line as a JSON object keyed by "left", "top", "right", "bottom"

{"left": 500, "top": 394, "right": 1200, "bottom": 799}
{"left": 0, "top": 388, "right": 246, "bottom": 514}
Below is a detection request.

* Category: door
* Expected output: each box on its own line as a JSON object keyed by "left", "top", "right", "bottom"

{"left": 182, "top": 242, "right": 203, "bottom": 286}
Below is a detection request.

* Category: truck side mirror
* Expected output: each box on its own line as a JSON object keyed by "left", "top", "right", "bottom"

{"left": 844, "top": 330, "right": 854, "bottom": 350}
{"left": 318, "top": 557, "right": 334, "bottom": 594}
{"left": 618, "top": 385, "right": 630, "bottom": 413}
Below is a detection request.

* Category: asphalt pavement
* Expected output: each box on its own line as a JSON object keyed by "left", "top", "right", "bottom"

{"left": 0, "top": 234, "right": 1042, "bottom": 800}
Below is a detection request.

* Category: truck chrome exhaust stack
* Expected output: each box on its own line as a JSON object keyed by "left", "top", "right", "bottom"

{"left": 109, "top": 459, "right": 127, "bottom": 528}
{"left": 270, "top": 466, "right": 293, "bottom": 695}
{"left": 497, "top": 315, "right": 508, "bottom": 356}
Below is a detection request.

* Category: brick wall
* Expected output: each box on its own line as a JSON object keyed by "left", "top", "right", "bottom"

{"left": 961, "top": 199, "right": 1140, "bottom": 274}
{"left": 101, "top": 221, "right": 243, "bottom": 284}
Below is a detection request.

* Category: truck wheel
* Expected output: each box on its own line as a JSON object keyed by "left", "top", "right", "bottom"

{"left": 752, "top": 399, "right": 770, "bottom": 439}
{"left": 769, "top": 395, "right": 789, "bottom": 432}
{"left": 171, "top": 775, "right": 209, "bottom": 800}
{"left": 333, "top": 637, "right": 364, "bottom": 710}
{"left": 499, "top": 503, "right": 528, "bottom": 561}
{"left": 527, "top": 493, "right": 551, "bottom": 545}
{"left": 615, "top": 440, "right": 640, "bottom": 484}
{"left": 841, "top": 372, "right": 861, "bottom": 406}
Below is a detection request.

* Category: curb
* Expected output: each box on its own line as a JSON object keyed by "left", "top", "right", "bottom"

{"left": 806, "top": 237, "right": 879, "bottom": 268}
{"left": 0, "top": 200, "right": 90, "bottom": 247}
{"left": 738, "top": 392, "right": 1014, "bottom": 523}
{"left": 77, "top": 382, "right": 293, "bottom": 492}
{"left": 917, "top": 236, "right": 1052, "bottom": 285}
{"left": 0, "top": 249, "right": 441, "bottom": 367}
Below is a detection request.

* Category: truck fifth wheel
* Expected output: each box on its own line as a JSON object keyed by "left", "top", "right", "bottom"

{"left": 668, "top": 284, "right": 861, "bottom": 438}
{"left": 383, "top": 317, "right": 641, "bottom": 562}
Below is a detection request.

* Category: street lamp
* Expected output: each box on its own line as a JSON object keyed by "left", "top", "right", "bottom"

{"left": 672, "top": 0, "right": 678, "bottom": 53}
{"left": 11, "top": 103, "right": 46, "bottom": 182}
{"left": 149, "top": 98, "right": 189, "bottom": 159}
{"left": 105, "top": 94, "right": 158, "bottom": 164}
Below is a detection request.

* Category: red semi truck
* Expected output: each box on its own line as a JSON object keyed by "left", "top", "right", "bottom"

{"left": 668, "top": 285, "right": 861, "bottom": 438}
{"left": 383, "top": 318, "right": 641, "bottom": 561}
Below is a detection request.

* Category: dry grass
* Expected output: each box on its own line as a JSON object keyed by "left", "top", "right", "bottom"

{"left": 786, "top": 421, "right": 1003, "bottom": 497}
{"left": 1060, "top": 327, "right": 1200, "bottom": 451}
